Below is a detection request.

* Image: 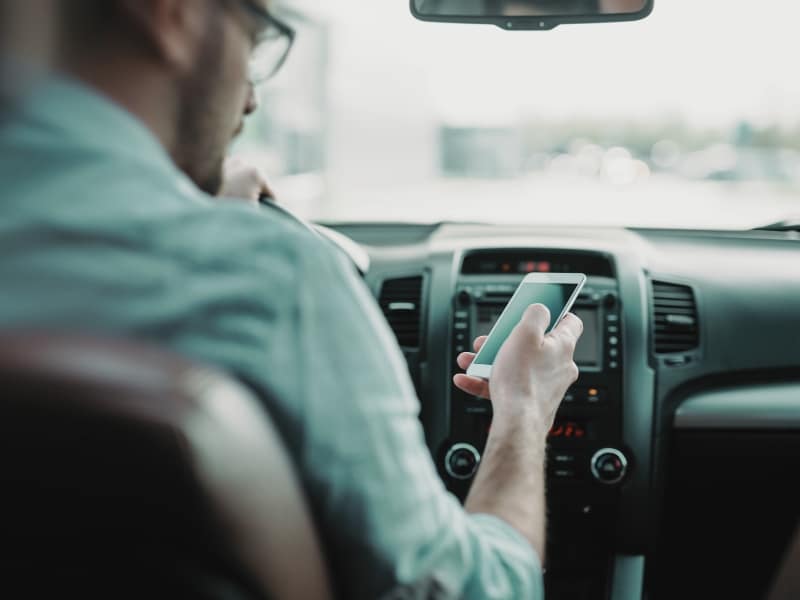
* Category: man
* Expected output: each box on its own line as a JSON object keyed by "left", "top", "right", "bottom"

{"left": 0, "top": 1, "right": 582, "bottom": 598}
{"left": 1, "top": 0, "right": 268, "bottom": 203}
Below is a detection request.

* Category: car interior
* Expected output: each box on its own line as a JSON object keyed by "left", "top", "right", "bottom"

{"left": 2, "top": 0, "right": 800, "bottom": 599}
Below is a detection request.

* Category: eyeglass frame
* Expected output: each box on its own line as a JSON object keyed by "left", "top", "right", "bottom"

{"left": 235, "top": 0, "right": 296, "bottom": 83}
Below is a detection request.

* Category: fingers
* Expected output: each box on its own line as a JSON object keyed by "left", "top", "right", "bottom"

{"left": 551, "top": 312, "right": 584, "bottom": 348}
{"left": 220, "top": 156, "right": 275, "bottom": 204}
{"left": 456, "top": 351, "right": 475, "bottom": 371}
{"left": 453, "top": 374, "right": 490, "bottom": 399}
{"left": 456, "top": 336, "right": 487, "bottom": 370}
{"left": 515, "top": 303, "right": 551, "bottom": 344}
{"left": 257, "top": 173, "right": 276, "bottom": 202}
{"left": 455, "top": 335, "right": 491, "bottom": 398}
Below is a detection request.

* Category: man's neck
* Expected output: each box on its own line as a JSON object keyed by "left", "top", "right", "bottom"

{"left": 62, "top": 54, "right": 179, "bottom": 161}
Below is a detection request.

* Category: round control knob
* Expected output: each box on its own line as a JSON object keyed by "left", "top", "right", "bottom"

{"left": 603, "top": 292, "right": 618, "bottom": 309}
{"left": 445, "top": 443, "right": 481, "bottom": 480}
{"left": 590, "top": 448, "right": 628, "bottom": 485}
{"left": 457, "top": 290, "right": 472, "bottom": 307}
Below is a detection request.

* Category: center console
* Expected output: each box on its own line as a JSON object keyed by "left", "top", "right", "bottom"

{"left": 439, "top": 249, "right": 629, "bottom": 596}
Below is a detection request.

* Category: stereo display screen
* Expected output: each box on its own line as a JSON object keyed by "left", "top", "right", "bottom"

{"left": 475, "top": 305, "right": 600, "bottom": 368}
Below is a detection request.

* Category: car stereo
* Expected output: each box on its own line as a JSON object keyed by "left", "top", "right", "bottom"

{"left": 440, "top": 251, "right": 628, "bottom": 577}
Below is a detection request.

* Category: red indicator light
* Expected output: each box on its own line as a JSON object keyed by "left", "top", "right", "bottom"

{"left": 550, "top": 425, "right": 564, "bottom": 437}
{"left": 538, "top": 261, "right": 551, "bottom": 273}
{"left": 525, "top": 261, "right": 536, "bottom": 273}
{"left": 501, "top": 263, "right": 511, "bottom": 273}
{"left": 575, "top": 427, "right": 586, "bottom": 438}
{"left": 564, "top": 424, "right": 575, "bottom": 438}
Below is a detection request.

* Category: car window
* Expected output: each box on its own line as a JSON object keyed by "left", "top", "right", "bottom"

{"left": 235, "top": 0, "right": 800, "bottom": 229}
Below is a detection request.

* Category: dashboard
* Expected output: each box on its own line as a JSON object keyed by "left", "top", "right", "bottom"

{"left": 326, "top": 222, "right": 800, "bottom": 600}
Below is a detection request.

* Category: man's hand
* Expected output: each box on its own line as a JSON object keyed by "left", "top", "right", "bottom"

{"left": 218, "top": 156, "right": 275, "bottom": 206}
{"left": 493, "top": 304, "right": 582, "bottom": 429}
{"left": 453, "top": 304, "right": 582, "bottom": 430}
{"left": 454, "top": 304, "right": 583, "bottom": 561}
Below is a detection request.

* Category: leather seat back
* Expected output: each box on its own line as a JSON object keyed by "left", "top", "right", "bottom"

{"left": 0, "top": 332, "right": 332, "bottom": 600}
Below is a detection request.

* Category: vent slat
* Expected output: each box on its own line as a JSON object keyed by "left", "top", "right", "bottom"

{"left": 652, "top": 281, "right": 699, "bottom": 354}
{"left": 653, "top": 299, "right": 695, "bottom": 307}
{"left": 379, "top": 276, "right": 423, "bottom": 348}
{"left": 654, "top": 308, "right": 697, "bottom": 316}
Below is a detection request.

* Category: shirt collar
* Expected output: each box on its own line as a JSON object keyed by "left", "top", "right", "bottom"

{"left": 20, "top": 75, "right": 179, "bottom": 176}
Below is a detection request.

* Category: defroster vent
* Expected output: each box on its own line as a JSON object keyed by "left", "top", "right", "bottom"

{"left": 652, "top": 281, "right": 699, "bottom": 354}
{"left": 379, "top": 276, "right": 423, "bottom": 348}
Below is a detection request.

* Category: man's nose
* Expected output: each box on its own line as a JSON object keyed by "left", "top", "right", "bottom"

{"left": 244, "top": 82, "right": 258, "bottom": 116}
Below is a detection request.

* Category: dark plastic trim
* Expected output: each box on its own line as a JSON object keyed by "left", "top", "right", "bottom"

{"left": 410, "top": 0, "right": 654, "bottom": 31}
{"left": 674, "top": 382, "right": 800, "bottom": 430}
{"left": 611, "top": 555, "right": 645, "bottom": 600}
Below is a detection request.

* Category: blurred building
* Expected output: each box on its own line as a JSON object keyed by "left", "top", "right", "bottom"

{"left": 440, "top": 126, "right": 524, "bottom": 178}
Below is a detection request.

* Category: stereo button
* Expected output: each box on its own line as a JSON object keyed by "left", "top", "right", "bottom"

{"left": 603, "top": 293, "right": 618, "bottom": 309}
{"left": 552, "top": 453, "right": 577, "bottom": 464}
{"left": 553, "top": 468, "right": 576, "bottom": 480}
{"left": 586, "top": 388, "right": 605, "bottom": 404}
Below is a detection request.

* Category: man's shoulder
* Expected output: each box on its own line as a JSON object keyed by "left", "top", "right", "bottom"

{"left": 155, "top": 199, "right": 333, "bottom": 277}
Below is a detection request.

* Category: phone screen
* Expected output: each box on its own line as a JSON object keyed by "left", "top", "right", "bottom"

{"left": 472, "top": 281, "right": 582, "bottom": 367}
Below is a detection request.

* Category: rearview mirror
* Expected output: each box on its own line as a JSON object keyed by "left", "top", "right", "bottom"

{"left": 410, "top": 0, "right": 653, "bottom": 30}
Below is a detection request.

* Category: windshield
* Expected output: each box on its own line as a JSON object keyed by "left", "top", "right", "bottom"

{"left": 235, "top": 0, "right": 800, "bottom": 229}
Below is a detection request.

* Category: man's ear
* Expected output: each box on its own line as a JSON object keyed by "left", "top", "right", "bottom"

{"left": 118, "top": 0, "right": 209, "bottom": 73}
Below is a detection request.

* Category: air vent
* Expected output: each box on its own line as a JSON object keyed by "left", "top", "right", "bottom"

{"left": 379, "top": 276, "right": 423, "bottom": 348}
{"left": 652, "top": 281, "right": 699, "bottom": 354}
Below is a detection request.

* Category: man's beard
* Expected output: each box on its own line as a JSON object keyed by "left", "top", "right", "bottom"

{"left": 173, "top": 19, "right": 229, "bottom": 196}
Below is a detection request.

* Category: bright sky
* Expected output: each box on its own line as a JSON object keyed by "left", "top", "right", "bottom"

{"left": 307, "top": 0, "right": 800, "bottom": 128}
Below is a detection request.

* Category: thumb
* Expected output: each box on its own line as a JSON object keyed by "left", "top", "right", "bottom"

{"left": 494, "top": 303, "right": 550, "bottom": 362}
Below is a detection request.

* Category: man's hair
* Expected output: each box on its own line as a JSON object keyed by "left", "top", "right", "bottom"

{"left": 58, "top": 0, "right": 119, "bottom": 54}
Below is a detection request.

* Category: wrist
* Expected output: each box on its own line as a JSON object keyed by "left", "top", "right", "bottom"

{"left": 488, "top": 406, "right": 549, "bottom": 452}
{"left": 491, "top": 398, "right": 546, "bottom": 431}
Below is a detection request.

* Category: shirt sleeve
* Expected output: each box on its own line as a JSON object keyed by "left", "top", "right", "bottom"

{"left": 282, "top": 233, "right": 545, "bottom": 600}
{"left": 161, "top": 206, "right": 545, "bottom": 600}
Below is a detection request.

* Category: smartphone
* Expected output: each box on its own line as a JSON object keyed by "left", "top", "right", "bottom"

{"left": 465, "top": 273, "right": 587, "bottom": 379}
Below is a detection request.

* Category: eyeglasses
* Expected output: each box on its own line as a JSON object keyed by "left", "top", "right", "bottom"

{"left": 236, "top": 0, "right": 295, "bottom": 84}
